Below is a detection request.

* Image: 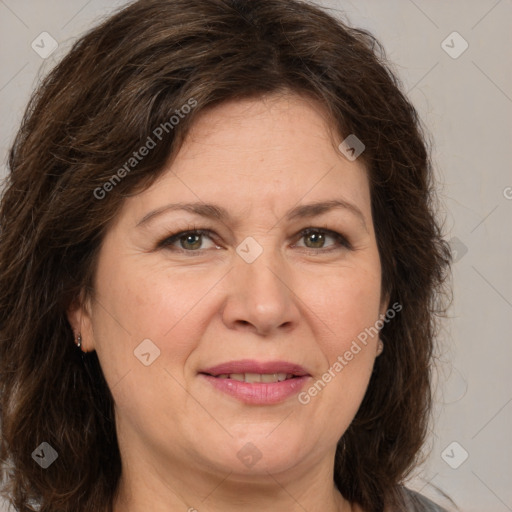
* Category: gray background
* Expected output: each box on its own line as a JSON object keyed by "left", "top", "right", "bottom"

{"left": 1, "top": 1, "right": 511, "bottom": 511}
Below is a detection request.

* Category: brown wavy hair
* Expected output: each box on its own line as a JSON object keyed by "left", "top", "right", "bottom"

{"left": 0, "top": 0, "right": 452, "bottom": 511}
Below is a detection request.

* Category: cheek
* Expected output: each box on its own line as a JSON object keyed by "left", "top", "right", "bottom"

{"left": 89, "top": 258, "right": 210, "bottom": 431}
{"left": 308, "top": 262, "right": 383, "bottom": 347}
{"left": 94, "top": 246, "right": 208, "bottom": 334}
{"left": 298, "top": 272, "right": 380, "bottom": 439}
{"left": 297, "top": 261, "right": 382, "bottom": 412}
{"left": 90, "top": 247, "right": 238, "bottom": 386}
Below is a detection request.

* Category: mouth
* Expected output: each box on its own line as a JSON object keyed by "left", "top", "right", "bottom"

{"left": 199, "top": 360, "right": 311, "bottom": 405}
{"left": 200, "top": 359, "right": 310, "bottom": 377}
{"left": 209, "top": 372, "right": 299, "bottom": 383}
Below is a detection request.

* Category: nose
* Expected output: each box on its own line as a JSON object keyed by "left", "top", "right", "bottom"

{"left": 221, "top": 249, "right": 301, "bottom": 336}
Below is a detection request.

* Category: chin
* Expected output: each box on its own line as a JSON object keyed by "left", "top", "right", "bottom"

{"left": 200, "top": 429, "right": 313, "bottom": 476}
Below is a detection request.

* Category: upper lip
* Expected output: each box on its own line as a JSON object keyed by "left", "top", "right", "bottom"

{"left": 200, "top": 359, "right": 310, "bottom": 377}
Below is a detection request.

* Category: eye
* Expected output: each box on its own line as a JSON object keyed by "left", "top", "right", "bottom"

{"left": 157, "top": 226, "right": 351, "bottom": 255}
{"left": 294, "top": 228, "right": 351, "bottom": 252}
{"left": 158, "top": 229, "right": 219, "bottom": 252}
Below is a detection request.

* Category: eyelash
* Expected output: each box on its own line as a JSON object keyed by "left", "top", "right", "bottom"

{"left": 157, "top": 225, "right": 352, "bottom": 255}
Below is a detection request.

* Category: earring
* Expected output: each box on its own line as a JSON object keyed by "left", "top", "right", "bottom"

{"left": 376, "top": 339, "right": 384, "bottom": 356}
{"left": 76, "top": 333, "right": 82, "bottom": 349}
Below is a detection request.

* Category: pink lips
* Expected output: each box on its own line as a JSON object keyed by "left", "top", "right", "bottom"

{"left": 202, "top": 360, "right": 310, "bottom": 377}
{"left": 200, "top": 359, "right": 311, "bottom": 405}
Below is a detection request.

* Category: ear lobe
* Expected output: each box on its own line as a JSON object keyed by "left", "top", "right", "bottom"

{"left": 66, "top": 289, "right": 93, "bottom": 349}
{"left": 66, "top": 297, "right": 82, "bottom": 335}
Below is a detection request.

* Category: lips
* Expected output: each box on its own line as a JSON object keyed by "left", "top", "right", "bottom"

{"left": 215, "top": 372, "right": 293, "bottom": 383}
{"left": 201, "top": 360, "right": 310, "bottom": 378}
{"left": 199, "top": 360, "right": 311, "bottom": 405}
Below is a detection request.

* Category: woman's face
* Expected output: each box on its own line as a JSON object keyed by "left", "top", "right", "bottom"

{"left": 72, "top": 94, "right": 387, "bottom": 486}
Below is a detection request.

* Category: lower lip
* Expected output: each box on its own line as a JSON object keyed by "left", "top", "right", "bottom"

{"left": 201, "top": 374, "right": 310, "bottom": 404}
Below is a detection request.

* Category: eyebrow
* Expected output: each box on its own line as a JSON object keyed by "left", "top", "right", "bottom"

{"left": 136, "top": 199, "right": 368, "bottom": 231}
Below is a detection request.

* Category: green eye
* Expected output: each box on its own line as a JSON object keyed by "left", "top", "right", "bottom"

{"left": 158, "top": 227, "right": 351, "bottom": 255}
{"left": 303, "top": 231, "right": 326, "bottom": 248}
{"left": 179, "top": 233, "right": 203, "bottom": 250}
{"left": 297, "top": 228, "right": 351, "bottom": 251}
{"left": 160, "top": 229, "right": 217, "bottom": 252}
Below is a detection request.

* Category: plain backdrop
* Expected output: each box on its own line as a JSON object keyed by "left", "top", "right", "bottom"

{"left": 1, "top": 1, "right": 511, "bottom": 511}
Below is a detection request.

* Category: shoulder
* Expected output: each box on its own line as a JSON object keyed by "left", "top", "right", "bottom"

{"left": 398, "top": 486, "right": 450, "bottom": 512}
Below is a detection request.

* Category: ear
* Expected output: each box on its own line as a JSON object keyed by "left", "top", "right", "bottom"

{"left": 66, "top": 289, "right": 94, "bottom": 352}
{"left": 375, "top": 291, "right": 391, "bottom": 357}
{"left": 379, "top": 290, "right": 391, "bottom": 318}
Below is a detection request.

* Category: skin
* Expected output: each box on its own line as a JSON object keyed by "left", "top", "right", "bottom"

{"left": 69, "top": 93, "right": 388, "bottom": 512}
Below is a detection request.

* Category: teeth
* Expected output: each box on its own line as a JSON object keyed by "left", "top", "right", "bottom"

{"left": 215, "top": 373, "right": 295, "bottom": 382}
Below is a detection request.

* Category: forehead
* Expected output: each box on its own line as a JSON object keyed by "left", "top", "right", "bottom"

{"left": 118, "top": 94, "right": 371, "bottom": 227}
{"left": 176, "top": 93, "right": 343, "bottom": 171}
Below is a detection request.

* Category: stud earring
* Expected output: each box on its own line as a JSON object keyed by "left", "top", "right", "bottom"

{"left": 76, "top": 333, "right": 82, "bottom": 349}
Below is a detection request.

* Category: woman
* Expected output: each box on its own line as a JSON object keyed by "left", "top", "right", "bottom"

{"left": 0, "top": 0, "right": 452, "bottom": 511}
